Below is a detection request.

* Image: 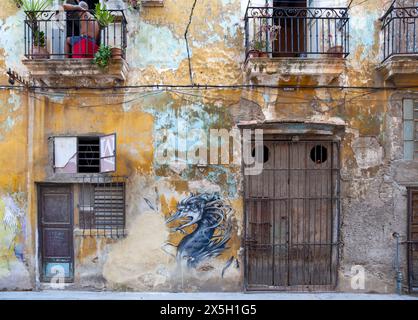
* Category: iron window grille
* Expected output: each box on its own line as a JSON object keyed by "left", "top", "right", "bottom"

{"left": 381, "top": 1, "right": 418, "bottom": 62}
{"left": 244, "top": 0, "right": 350, "bottom": 60}
{"left": 78, "top": 136, "right": 100, "bottom": 173}
{"left": 78, "top": 175, "right": 127, "bottom": 238}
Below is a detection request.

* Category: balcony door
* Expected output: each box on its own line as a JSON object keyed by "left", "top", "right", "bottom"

{"left": 273, "top": 0, "right": 307, "bottom": 57}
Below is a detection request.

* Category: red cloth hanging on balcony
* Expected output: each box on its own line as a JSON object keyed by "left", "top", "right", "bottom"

{"left": 72, "top": 38, "right": 99, "bottom": 59}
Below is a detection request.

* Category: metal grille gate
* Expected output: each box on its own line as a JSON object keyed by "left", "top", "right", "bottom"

{"left": 244, "top": 139, "right": 340, "bottom": 291}
{"left": 408, "top": 189, "right": 418, "bottom": 292}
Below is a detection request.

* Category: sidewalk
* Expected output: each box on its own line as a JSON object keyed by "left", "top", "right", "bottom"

{"left": 0, "top": 291, "right": 417, "bottom": 300}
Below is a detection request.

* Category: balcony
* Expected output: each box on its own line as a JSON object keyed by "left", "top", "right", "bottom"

{"left": 243, "top": 2, "right": 349, "bottom": 86}
{"left": 378, "top": 3, "right": 418, "bottom": 85}
{"left": 22, "top": 9, "right": 128, "bottom": 87}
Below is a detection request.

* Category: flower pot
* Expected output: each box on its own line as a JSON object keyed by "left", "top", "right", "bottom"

{"left": 31, "top": 46, "right": 50, "bottom": 59}
{"left": 248, "top": 50, "right": 260, "bottom": 58}
{"left": 111, "top": 47, "right": 123, "bottom": 60}
{"left": 248, "top": 50, "right": 268, "bottom": 59}
{"left": 327, "top": 45, "right": 343, "bottom": 58}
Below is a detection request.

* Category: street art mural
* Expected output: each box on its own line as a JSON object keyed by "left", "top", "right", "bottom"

{"left": 0, "top": 193, "right": 30, "bottom": 289}
{"left": 165, "top": 193, "right": 233, "bottom": 269}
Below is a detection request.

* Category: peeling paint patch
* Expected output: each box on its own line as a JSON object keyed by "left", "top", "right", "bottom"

{"left": 352, "top": 136, "right": 383, "bottom": 169}
{"left": 0, "top": 12, "right": 26, "bottom": 75}
{"left": 128, "top": 21, "right": 190, "bottom": 71}
{"left": 349, "top": 10, "right": 380, "bottom": 61}
{"left": 145, "top": 101, "right": 220, "bottom": 170}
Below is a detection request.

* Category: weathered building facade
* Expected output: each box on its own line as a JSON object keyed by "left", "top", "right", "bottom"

{"left": 0, "top": 0, "right": 417, "bottom": 294}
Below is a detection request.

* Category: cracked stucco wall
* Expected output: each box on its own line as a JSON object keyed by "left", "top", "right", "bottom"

{"left": 239, "top": 0, "right": 411, "bottom": 293}
{"left": 0, "top": 0, "right": 415, "bottom": 293}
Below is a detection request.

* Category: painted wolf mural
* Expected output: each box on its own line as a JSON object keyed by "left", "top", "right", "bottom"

{"left": 166, "top": 193, "right": 233, "bottom": 269}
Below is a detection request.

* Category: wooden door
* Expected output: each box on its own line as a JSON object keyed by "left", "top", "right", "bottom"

{"left": 245, "top": 139, "right": 340, "bottom": 291}
{"left": 38, "top": 184, "right": 74, "bottom": 283}
{"left": 408, "top": 189, "right": 418, "bottom": 291}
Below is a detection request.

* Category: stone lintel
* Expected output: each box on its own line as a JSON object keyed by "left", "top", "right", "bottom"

{"left": 237, "top": 120, "right": 346, "bottom": 137}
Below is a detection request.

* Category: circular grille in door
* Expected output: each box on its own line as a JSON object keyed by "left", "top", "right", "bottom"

{"left": 310, "top": 145, "right": 328, "bottom": 164}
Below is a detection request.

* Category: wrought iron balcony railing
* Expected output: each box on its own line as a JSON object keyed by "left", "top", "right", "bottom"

{"left": 24, "top": 10, "right": 127, "bottom": 60}
{"left": 381, "top": 4, "right": 418, "bottom": 62}
{"left": 244, "top": 4, "right": 350, "bottom": 60}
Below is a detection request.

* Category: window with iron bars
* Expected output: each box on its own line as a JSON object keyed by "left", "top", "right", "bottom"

{"left": 404, "top": 99, "right": 418, "bottom": 160}
{"left": 77, "top": 176, "right": 126, "bottom": 238}
{"left": 53, "top": 134, "right": 116, "bottom": 174}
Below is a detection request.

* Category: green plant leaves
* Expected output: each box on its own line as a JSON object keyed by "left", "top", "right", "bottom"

{"left": 94, "top": 45, "right": 112, "bottom": 69}
{"left": 22, "top": 0, "right": 53, "bottom": 21}
{"left": 94, "top": 3, "right": 114, "bottom": 28}
{"left": 33, "top": 30, "right": 45, "bottom": 47}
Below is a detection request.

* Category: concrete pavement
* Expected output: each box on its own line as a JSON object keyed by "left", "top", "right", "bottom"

{"left": 0, "top": 291, "right": 417, "bottom": 300}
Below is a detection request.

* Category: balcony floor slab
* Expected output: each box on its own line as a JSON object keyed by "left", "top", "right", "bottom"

{"left": 244, "top": 57, "right": 346, "bottom": 86}
{"left": 378, "top": 55, "right": 418, "bottom": 86}
{"left": 23, "top": 58, "right": 129, "bottom": 88}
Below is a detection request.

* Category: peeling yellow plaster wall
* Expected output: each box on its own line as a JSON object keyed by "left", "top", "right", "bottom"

{"left": 0, "top": 0, "right": 409, "bottom": 293}
{"left": 32, "top": 96, "right": 155, "bottom": 180}
{"left": 0, "top": 88, "right": 29, "bottom": 289}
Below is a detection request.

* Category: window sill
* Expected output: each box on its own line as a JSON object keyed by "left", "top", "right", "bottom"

{"left": 42, "top": 173, "right": 116, "bottom": 184}
{"left": 74, "top": 228, "right": 127, "bottom": 238}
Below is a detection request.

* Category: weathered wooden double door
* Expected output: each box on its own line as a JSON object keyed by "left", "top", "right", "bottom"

{"left": 408, "top": 189, "right": 418, "bottom": 292}
{"left": 245, "top": 139, "right": 340, "bottom": 291}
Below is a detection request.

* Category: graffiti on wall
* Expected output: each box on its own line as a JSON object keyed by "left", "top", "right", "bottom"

{"left": 165, "top": 193, "right": 233, "bottom": 269}
{"left": 0, "top": 193, "right": 26, "bottom": 281}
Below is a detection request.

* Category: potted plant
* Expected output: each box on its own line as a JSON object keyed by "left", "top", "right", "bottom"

{"left": 93, "top": 44, "right": 112, "bottom": 69}
{"left": 94, "top": 3, "right": 119, "bottom": 58}
{"left": 94, "top": 3, "right": 124, "bottom": 59}
{"left": 327, "top": 33, "right": 344, "bottom": 58}
{"left": 32, "top": 30, "right": 50, "bottom": 59}
{"left": 327, "top": 45, "right": 344, "bottom": 58}
{"left": 110, "top": 47, "right": 123, "bottom": 59}
{"left": 21, "top": 1, "right": 53, "bottom": 59}
{"left": 248, "top": 39, "right": 268, "bottom": 58}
